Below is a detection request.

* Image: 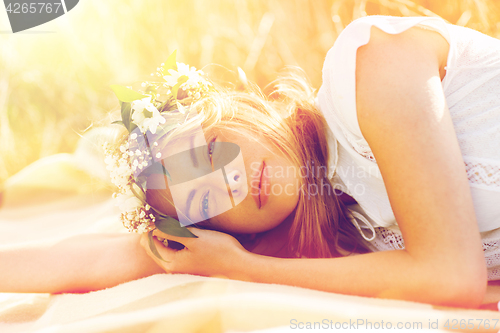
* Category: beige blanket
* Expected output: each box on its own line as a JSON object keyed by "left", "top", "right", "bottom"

{"left": 2, "top": 131, "right": 500, "bottom": 332}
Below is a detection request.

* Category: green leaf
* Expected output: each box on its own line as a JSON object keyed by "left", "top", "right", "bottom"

{"left": 111, "top": 120, "right": 124, "bottom": 126}
{"left": 144, "top": 85, "right": 157, "bottom": 95}
{"left": 171, "top": 75, "right": 189, "bottom": 99}
{"left": 121, "top": 102, "right": 132, "bottom": 132}
{"left": 158, "top": 97, "right": 172, "bottom": 112}
{"left": 160, "top": 163, "right": 170, "bottom": 180}
{"left": 120, "top": 102, "right": 138, "bottom": 133}
{"left": 162, "top": 50, "right": 178, "bottom": 74}
{"left": 155, "top": 216, "right": 198, "bottom": 238}
{"left": 111, "top": 84, "right": 147, "bottom": 103}
{"left": 148, "top": 230, "right": 170, "bottom": 263}
{"left": 158, "top": 97, "right": 177, "bottom": 112}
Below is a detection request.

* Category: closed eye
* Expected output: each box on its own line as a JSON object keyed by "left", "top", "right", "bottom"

{"left": 207, "top": 136, "right": 217, "bottom": 171}
{"left": 200, "top": 190, "right": 210, "bottom": 220}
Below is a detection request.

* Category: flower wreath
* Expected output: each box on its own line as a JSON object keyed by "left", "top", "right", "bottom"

{"left": 102, "top": 51, "right": 213, "bottom": 260}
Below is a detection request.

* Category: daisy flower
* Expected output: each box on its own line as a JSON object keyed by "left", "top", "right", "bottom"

{"left": 131, "top": 96, "right": 166, "bottom": 134}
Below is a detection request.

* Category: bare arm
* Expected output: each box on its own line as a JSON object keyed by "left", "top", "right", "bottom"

{"left": 146, "top": 25, "right": 487, "bottom": 309}
{"left": 0, "top": 233, "right": 164, "bottom": 294}
{"left": 237, "top": 26, "right": 487, "bottom": 308}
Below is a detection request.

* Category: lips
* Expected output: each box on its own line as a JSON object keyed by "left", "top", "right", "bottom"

{"left": 251, "top": 162, "right": 263, "bottom": 208}
{"left": 259, "top": 162, "right": 270, "bottom": 208}
{"left": 251, "top": 161, "right": 270, "bottom": 209}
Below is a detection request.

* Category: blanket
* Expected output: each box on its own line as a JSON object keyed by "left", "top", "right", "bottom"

{"left": 1, "top": 129, "right": 500, "bottom": 333}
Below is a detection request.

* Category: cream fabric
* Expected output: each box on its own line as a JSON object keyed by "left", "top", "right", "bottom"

{"left": 1, "top": 186, "right": 500, "bottom": 332}
{"left": 1, "top": 128, "right": 500, "bottom": 332}
{"left": 317, "top": 15, "right": 500, "bottom": 279}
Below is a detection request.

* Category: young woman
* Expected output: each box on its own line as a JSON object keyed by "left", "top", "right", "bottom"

{"left": 1, "top": 15, "right": 499, "bottom": 309}
{"left": 140, "top": 14, "right": 500, "bottom": 309}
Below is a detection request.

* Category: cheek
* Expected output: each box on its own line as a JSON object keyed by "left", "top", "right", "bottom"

{"left": 268, "top": 163, "right": 301, "bottom": 200}
{"left": 268, "top": 168, "right": 301, "bottom": 219}
{"left": 210, "top": 203, "right": 280, "bottom": 234}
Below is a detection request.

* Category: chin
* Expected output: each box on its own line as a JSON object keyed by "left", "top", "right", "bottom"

{"left": 268, "top": 200, "right": 298, "bottom": 223}
{"left": 231, "top": 219, "right": 281, "bottom": 234}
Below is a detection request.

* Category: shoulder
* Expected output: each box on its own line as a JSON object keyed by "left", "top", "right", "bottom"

{"left": 324, "top": 15, "right": 450, "bottom": 75}
{"left": 329, "top": 15, "right": 449, "bottom": 48}
{"left": 355, "top": 19, "right": 449, "bottom": 121}
{"left": 355, "top": 18, "right": 449, "bottom": 79}
{"left": 318, "top": 15, "right": 449, "bottom": 140}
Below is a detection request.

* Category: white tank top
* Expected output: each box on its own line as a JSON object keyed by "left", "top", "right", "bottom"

{"left": 316, "top": 15, "right": 500, "bottom": 279}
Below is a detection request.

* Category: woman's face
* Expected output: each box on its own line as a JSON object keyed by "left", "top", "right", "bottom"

{"left": 147, "top": 124, "right": 301, "bottom": 234}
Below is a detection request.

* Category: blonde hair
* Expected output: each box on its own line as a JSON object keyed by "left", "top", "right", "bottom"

{"left": 112, "top": 71, "right": 371, "bottom": 258}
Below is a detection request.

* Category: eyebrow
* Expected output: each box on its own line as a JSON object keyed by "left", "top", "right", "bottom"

{"left": 185, "top": 188, "right": 196, "bottom": 223}
{"left": 189, "top": 135, "right": 198, "bottom": 168}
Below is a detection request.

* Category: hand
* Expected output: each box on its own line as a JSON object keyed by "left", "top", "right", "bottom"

{"left": 140, "top": 227, "right": 250, "bottom": 279}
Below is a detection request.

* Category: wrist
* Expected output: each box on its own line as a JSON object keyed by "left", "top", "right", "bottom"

{"left": 223, "top": 247, "right": 267, "bottom": 283}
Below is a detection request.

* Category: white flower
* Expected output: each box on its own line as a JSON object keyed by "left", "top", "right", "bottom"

{"left": 137, "top": 224, "right": 147, "bottom": 234}
{"left": 141, "top": 114, "right": 166, "bottom": 134}
{"left": 115, "top": 191, "right": 142, "bottom": 212}
{"left": 131, "top": 96, "right": 166, "bottom": 134}
{"left": 104, "top": 154, "right": 116, "bottom": 166}
{"left": 122, "top": 196, "right": 143, "bottom": 212}
{"left": 163, "top": 63, "right": 194, "bottom": 86}
{"left": 103, "top": 144, "right": 134, "bottom": 189}
{"left": 163, "top": 62, "right": 210, "bottom": 91}
{"left": 131, "top": 96, "right": 155, "bottom": 122}
{"left": 176, "top": 101, "right": 187, "bottom": 114}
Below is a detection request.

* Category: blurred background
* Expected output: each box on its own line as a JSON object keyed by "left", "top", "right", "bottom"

{"left": 1, "top": 0, "right": 500, "bottom": 187}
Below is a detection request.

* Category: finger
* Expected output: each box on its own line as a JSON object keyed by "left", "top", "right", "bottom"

{"left": 152, "top": 230, "right": 189, "bottom": 251}
{"left": 148, "top": 233, "right": 177, "bottom": 263}
{"left": 143, "top": 233, "right": 176, "bottom": 264}
{"left": 153, "top": 227, "right": 201, "bottom": 245}
{"left": 139, "top": 233, "right": 149, "bottom": 249}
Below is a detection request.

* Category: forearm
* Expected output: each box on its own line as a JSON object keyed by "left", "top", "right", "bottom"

{"left": 0, "top": 233, "right": 164, "bottom": 294}
{"left": 235, "top": 249, "right": 485, "bottom": 308}
{"left": 65, "top": 233, "right": 166, "bottom": 293}
{"left": 0, "top": 242, "right": 62, "bottom": 293}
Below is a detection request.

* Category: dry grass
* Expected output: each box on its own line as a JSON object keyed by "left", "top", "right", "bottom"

{"left": 0, "top": 0, "right": 499, "bottom": 186}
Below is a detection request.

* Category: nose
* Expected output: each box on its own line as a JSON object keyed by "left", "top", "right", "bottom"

{"left": 226, "top": 169, "right": 242, "bottom": 194}
{"left": 225, "top": 168, "right": 248, "bottom": 206}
